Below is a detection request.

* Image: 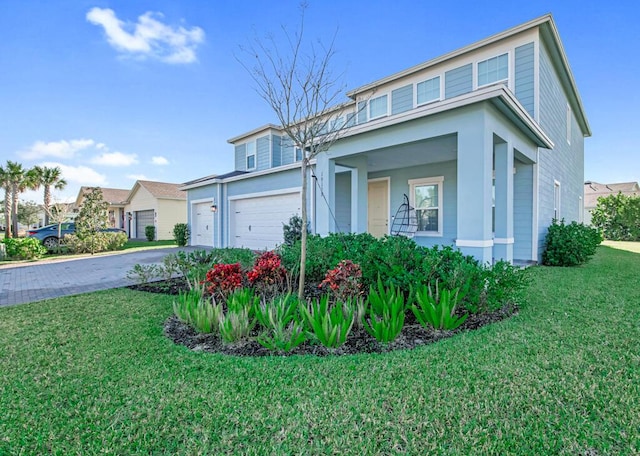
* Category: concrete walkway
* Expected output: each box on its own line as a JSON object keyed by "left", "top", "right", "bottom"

{"left": 0, "top": 247, "right": 198, "bottom": 307}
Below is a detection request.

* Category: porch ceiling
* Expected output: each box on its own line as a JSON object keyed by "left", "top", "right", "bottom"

{"left": 358, "top": 134, "right": 457, "bottom": 173}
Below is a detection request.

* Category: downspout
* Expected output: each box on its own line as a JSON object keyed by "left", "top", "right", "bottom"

{"left": 217, "top": 183, "right": 222, "bottom": 248}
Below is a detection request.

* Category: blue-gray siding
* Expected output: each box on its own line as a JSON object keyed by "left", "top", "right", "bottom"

{"left": 335, "top": 172, "right": 352, "bottom": 232}
{"left": 536, "top": 39, "right": 584, "bottom": 257}
{"left": 281, "top": 137, "right": 294, "bottom": 165}
{"left": 445, "top": 64, "right": 473, "bottom": 99}
{"left": 357, "top": 101, "right": 367, "bottom": 124}
{"left": 515, "top": 42, "right": 535, "bottom": 117}
{"left": 391, "top": 84, "right": 413, "bottom": 115}
{"left": 256, "top": 136, "right": 270, "bottom": 171}
{"left": 272, "top": 135, "right": 282, "bottom": 167}
{"left": 235, "top": 144, "right": 246, "bottom": 171}
{"left": 513, "top": 160, "right": 533, "bottom": 260}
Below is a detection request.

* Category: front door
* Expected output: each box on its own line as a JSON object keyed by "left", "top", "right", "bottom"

{"left": 368, "top": 179, "right": 389, "bottom": 237}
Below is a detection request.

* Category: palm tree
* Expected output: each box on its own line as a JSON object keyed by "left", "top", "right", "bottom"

{"left": 33, "top": 165, "right": 67, "bottom": 225}
{"left": 0, "top": 164, "right": 12, "bottom": 238}
{"left": 6, "top": 161, "right": 38, "bottom": 238}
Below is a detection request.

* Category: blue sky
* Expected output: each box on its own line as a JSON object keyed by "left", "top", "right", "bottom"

{"left": 1, "top": 0, "right": 638, "bottom": 204}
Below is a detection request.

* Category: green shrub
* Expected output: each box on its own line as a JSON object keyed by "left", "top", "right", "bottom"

{"left": 542, "top": 219, "right": 602, "bottom": 266}
{"left": 211, "top": 248, "right": 256, "bottom": 270}
{"left": 65, "top": 232, "right": 127, "bottom": 254}
{"left": 300, "top": 295, "right": 354, "bottom": 349}
{"left": 282, "top": 214, "right": 308, "bottom": 247}
{"left": 363, "top": 278, "right": 405, "bottom": 344}
{"left": 413, "top": 281, "right": 468, "bottom": 330}
{"left": 481, "top": 261, "right": 530, "bottom": 312}
{"left": 145, "top": 225, "right": 155, "bottom": 242}
{"left": 126, "top": 264, "right": 163, "bottom": 284}
{"left": 1, "top": 237, "right": 47, "bottom": 260}
{"left": 591, "top": 193, "right": 640, "bottom": 241}
{"left": 172, "top": 223, "right": 190, "bottom": 246}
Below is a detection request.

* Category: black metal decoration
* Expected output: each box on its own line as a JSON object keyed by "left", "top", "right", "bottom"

{"left": 390, "top": 193, "right": 418, "bottom": 237}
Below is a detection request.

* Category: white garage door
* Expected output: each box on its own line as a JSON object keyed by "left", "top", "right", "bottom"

{"left": 193, "top": 202, "right": 214, "bottom": 247}
{"left": 231, "top": 192, "right": 301, "bottom": 250}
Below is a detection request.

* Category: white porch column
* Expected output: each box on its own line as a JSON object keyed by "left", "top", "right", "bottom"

{"left": 350, "top": 155, "right": 369, "bottom": 233}
{"left": 314, "top": 154, "right": 335, "bottom": 236}
{"left": 494, "top": 141, "right": 514, "bottom": 262}
{"left": 456, "top": 116, "right": 494, "bottom": 264}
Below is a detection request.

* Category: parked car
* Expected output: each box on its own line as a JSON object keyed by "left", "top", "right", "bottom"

{"left": 27, "top": 223, "right": 126, "bottom": 249}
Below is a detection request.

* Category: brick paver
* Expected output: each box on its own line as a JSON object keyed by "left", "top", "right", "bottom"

{"left": 0, "top": 247, "right": 198, "bottom": 307}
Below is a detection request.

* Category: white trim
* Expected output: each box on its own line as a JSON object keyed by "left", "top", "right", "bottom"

{"left": 246, "top": 141, "right": 256, "bottom": 171}
{"left": 456, "top": 239, "right": 494, "bottom": 248}
{"left": 367, "top": 177, "right": 391, "bottom": 236}
{"left": 408, "top": 176, "right": 444, "bottom": 237}
{"left": 227, "top": 186, "right": 302, "bottom": 201}
{"left": 532, "top": 152, "right": 539, "bottom": 262}
{"left": 554, "top": 179, "right": 561, "bottom": 219}
{"left": 494, "top": 237, "right": 515, "bottom": 244}
{"left": 533, "top": 37, "right": 540, "bottom": 123}
{"left": 189, "top": 198, "right": 214, "bottom": 247}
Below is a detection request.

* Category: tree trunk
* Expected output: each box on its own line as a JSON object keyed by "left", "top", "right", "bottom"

{"left": 11, "top": 184, "right": 19, "bottom": 238}
{"left": 44, "top": 185, "right": 51, "bottom": 225}
{"left": 3, "top": 188, "right": 11, "bottom": 238}
{"left": 297, "top": 159, "right": 308, "bottom": 302}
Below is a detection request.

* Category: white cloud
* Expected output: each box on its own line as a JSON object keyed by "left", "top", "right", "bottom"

{"left": 127, "top": 174, "right": 149, "bottom": 181}
{"left": 91, "top": 151, "right": 138, "bottom": 167}
{"left": 86, "top": 7, "right": 205, "bottom": 64}
{"left": 20, "top": 139, "right": 95, "bottom": 160}
{"left": 41, "top": 162, "right": 107, "bottom": 186}
{"left": 151, "top": 156, "right": 169, "bottom": 165}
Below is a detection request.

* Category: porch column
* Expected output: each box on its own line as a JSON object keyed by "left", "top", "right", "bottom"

{"left": 494, "top": 141, "right": 514, "bottom": 262}
{"left": 350, "top": 155, "right": 368, "bottom": 233}
{"left": 314, "top": 154, "right": 335, "bottom": 236}
{"left": 456, "top": 119, "right": 494, "bottom": 264}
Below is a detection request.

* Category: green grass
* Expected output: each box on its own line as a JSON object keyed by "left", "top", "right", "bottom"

{"left": 0, "top": 247, "right": 638, "bottom": 454}
{"left": 602, "top": 240, "right": 640, "bottom": 254}
{"left": 122, "top": 239, "right": 177, "bottom": 250}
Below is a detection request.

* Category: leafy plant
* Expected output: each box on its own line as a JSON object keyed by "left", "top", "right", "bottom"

{"left": 319, "top": 260, "right": 362, "bottom": 301}
{"left": 173, "top": 285, "right": 221, "bottom": 334}
{"left": 480, "top": 261, "right": 530, "bottom": 312}
{"left": 204, "top": 263, "right": 244, "bottom": 300}
{"left": 282, "top": 214, "right": 309, "bottom": 247}
{"left": 172, "top": 223, "right": 190, "bottom": 246}
{"left": 75, "top": 187, "right": 109, "bottom": 254}
{"left": 542, "top": 219, "right": 602, "bottom": 266}
{"left": 247, "top": 251, "right": 287, "bottom": 297}
{"left": 413, "top": 281, "right": 468, "bottom": 330}
{"left": 1, "top": 237, "right": 47, "bottom": 260}
{"left": 145, "top": 225, "right": 155, "bottom": 242}
{"left": 591, "top": 192, "right": 640, "bottom": 241}
{"left": 126, "top": 264, "right": 162, "bottom": 285}
{"left": 226, "top": 287, "right": 259, "bottom": 313}
{"left": 255, "top": 293, "right": 306, "bottom": 352}
{"left": 300, "top": 295, "right": 354, "bottom": 349}
{"left": 363, "top": 277, "right": 406, "bottom": 343}
{"left": 65, "top": 232, "right": 127, "bottom": 254}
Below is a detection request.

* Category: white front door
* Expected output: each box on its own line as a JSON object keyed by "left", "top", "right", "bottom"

{"left": 193, "top": 202, "right": 213, "bottom": 247}
{"left": 368, "top": 179, "right": 389, "bottom": 237}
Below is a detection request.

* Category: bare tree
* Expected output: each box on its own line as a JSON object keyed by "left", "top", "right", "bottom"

{"left": 240, "top": 4, "right": 357, "bottom": 300}
{"left": 48, "top": 199, "right": 73, "bottom": 253}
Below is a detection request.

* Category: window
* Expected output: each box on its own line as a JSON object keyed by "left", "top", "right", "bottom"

{"left": 409, "top": 177, "right": 443, "bottom": 235}
{"left": 554, "top": 180, "right": 561, "bottom": 219}
{"left": 369, "top": 94, "right": 388, "bottom": 119}
{"left": 331, "top": 116, "right": 345, "bottom": 131}
{"left": 246, "top": 141, "right": 256, "bottom": 169}
{"left": 295, "top": 147, "right": 303, "bottom": 162}
{"left": 417, "top": 76, "right": 440, "bottom": 105}
{"left": 566, "top": 104, "right": 572, "bottom": 144}
{"left": 477, "top": 53, "right": 508, "bottom": 87}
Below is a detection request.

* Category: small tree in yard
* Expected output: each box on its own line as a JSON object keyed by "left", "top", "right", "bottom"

{"left": 48, "top": 200, "right": 72, "bottom": 253}
{"left": 76, "top": 187, "right": 109, "bottom": 254}
{"left": 17, "top": 201, "right": 41, "bottom": 228}
{"left": 240, "top": 4, "right": 357, "bottom": 300}
{"left": 591, "top": 193, "right": 640, "bottom": 241}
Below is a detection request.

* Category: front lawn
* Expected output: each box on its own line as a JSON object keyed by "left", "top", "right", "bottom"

{"left": 0, "top": 247, "right": 638, "bottom": 454}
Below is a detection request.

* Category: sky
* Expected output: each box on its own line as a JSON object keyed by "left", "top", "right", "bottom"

{"left": 1, "top": 0, "right": 638, "bottom": 204}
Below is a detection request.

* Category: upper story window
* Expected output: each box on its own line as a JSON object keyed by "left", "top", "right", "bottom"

{"left": 416, "top": 76, "right": 440, "bottom": 105}
{"left": 477, "top": 53, "right": 508, "bottom": 87}
{"left": 295, "top": 147, "right": 303, "bottom": 162}
{"left": 369, "top": 94, "right": 388, "bottom": 120}
{"left": 246, "top": 141, "right": 256, "bottom": 170}
{"left": 409, "top": 176, "right": 444, "bottom": 236}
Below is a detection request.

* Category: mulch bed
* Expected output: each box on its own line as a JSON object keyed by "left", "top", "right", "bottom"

{"left": 129, "top": 280, "right": 517, "bottom": 357}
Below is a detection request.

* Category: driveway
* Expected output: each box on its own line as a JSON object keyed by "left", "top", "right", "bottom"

{"left": 0, "top": 247, "right": 199, "bottom": 307}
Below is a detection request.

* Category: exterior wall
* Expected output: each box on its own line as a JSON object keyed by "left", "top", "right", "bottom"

{"left": 235, "top": 144, "right": 246, "bottom": 171}
{"left": 335, "top": 172, "right": 352, "bottom": 232}
{"left": 515, "top": 42, "right": 535, "bottom": 117}
{"left": 281, "top": 137, "right": 294, "bottom": 165}
{"left": 391, "top": 84, "right": 413, "bottom": 115}
{"left": 125, "top": 186, "right": 157, "bottom": 214}
{"left": 369, "top": 160, "right": 458, "bottom": 249}
{"left": 536, "top": 39, "right": 585, "bottom": 257}
{"left": 157, "top": 199, "right": 187, "bottom": 240}
{"left": 445, "top": 64, "right": 473, "bottom": 99}
{"left": 513, "top": 161, "right": 534, "bottom": 260}
{"left": 256, "top": 136, "right": 270, "bottom": 171}
{"left": 272, "top": 135, "right": 282, "bottom": 167}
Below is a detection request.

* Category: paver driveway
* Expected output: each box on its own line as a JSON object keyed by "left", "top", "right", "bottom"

{"left": 0, "top": 247, "right": 198, "bottom": 307}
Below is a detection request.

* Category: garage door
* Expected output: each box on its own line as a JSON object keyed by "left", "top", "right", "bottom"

{"left": 231, "top": 192, "right": 300, "bottom": 250}
{"left": 193, "top": 202, "right": 214, "bottom": 247}
{"left": 136, "top": 210, "right": 155, "bottom": 239}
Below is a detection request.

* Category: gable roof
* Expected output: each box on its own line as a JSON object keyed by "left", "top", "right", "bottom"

{"left": 132, "top": 180, "right": 186, "bottom": 200}
{"left": 584, "top": 181, "right": 640, "bottom": 208}
{"left": 75, "top": 186, "right": 129, "bottom": 207}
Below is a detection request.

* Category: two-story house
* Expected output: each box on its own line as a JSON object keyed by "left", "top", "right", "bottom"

{"left": 181, "top": 14, "right": 590, "bottom": 264}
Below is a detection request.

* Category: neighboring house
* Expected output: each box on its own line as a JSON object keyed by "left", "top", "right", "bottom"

{"left": 124, "top": 180, "right": 187, "bottom": 240}
{"left": 181, "top": 14, "right": 590, "bottom": 264}
{"left": 75, "top": 187, "right": 129, "bottom": 229}
{"left": 583, "top": 181, "right": 640, "bottom": 225}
